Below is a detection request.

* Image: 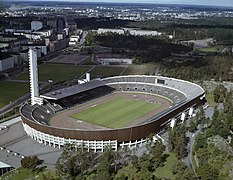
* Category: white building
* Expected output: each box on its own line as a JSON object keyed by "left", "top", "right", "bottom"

{"left": 97, "top": 28, "right": 124, "bottom": 35}
{"left": 36, "top": 29, "right": 53, "bottom": 37}
{"left": 129, "top": 30, "right": 161, "bottom": 36}
{"left": 63, "top": 28, "right": 69, "bottom": 36}
{"left": 69, "top": 35, "right": 80, "bottom": 46}
{"left": 57, "top": 34, "right": 64, "bottom": 40}
{"left": 23, "top": 33, "right": 43, "bottom": 40}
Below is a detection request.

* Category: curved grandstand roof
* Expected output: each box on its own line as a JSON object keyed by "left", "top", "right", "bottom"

{"left": 41, "top": 75, "right": 204, "bottom": 101}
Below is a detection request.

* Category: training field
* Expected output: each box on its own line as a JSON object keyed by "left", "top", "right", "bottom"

{"left": 70, "top": 96, "right": 161, "bottom": 129}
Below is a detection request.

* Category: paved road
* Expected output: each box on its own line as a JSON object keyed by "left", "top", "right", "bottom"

{"left": 0, "top": 118, "right": 62, "bottom": 169}
{"left": 183, "top": 106, "right": 214, "bottom": 175}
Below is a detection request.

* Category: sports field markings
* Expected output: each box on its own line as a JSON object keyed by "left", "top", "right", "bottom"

{"left": 70, "top": 96, "right": 161, "bottom": 129}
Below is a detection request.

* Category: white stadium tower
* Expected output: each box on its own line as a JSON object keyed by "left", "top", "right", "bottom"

{"left": 28, "top": 48, "right": 43, "bottom": 105}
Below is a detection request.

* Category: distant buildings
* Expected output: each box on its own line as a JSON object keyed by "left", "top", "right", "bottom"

{"left": 129, "top": 30, "right": 161, "bottom": 36}
{"left": 48, "top": 38, "right": 69, "bottom": 52}
{"left": 96, "top": 28, "right": 162, "bottom": 36}
{"left": 97, "top": 28, "right": 124, "bottom": 35}
{"left": 0, "top": 35, "right": 29, "bottom": 53}
{"left": 21, "top": 44, "right": 47, "bottom": 57}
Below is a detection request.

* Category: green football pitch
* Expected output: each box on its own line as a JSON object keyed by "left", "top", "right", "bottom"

{"left": 70, "top": 96, "right": 161, "bottom": 129}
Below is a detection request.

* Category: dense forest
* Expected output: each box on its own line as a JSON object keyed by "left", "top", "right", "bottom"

{"left": 88, "top": 33, "right": 192, "bottom": 63}
{"left": 75, "top": 17, "right": 132, "bottom": 30}
{"left": 127, "top": 17, "right": 233, "bottom": 42}
{"left": 163, "top": 56, "right": 233, "bottom": 82}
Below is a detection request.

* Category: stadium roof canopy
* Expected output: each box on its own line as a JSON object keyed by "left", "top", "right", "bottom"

{"left": 41, "top": 80, "right": 104, "bottom": 100}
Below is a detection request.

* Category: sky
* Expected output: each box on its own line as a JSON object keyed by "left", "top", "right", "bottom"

{"left": 78, "top": 0, "right": 233, "bottom": 7}
{"left": 8, "top": 0, "right": 233, "bottom": 7}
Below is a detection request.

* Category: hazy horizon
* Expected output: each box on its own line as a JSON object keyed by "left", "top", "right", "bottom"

{"left": 5, "top": 0, "right": 233, "bottom": 8}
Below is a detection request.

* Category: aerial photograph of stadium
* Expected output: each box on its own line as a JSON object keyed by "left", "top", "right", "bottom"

{"left": 0, "top": 0, "right": 233, "bottom": 179}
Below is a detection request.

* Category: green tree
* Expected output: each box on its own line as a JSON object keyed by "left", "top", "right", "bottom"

{"left": 96, "top": 147, "right": 117, "bottom": 179}
{"left": 197, "top": 163, "right": 219, "bottom": 180}
{"left": 194, "top": 134, "right": 207, "bottom": 151}
{"left": 21, "top": 155, "right": 41, "bottom": 170}
{"left": 189, "top": 119, "right": 197, "bottom": 133}
{"left": 172, "top": 161, "right": 187, "bottom": 175}
{"left": 56, "top": 144, "right": 96, "bottom": 178}
{"left": 151, "top": 140, "right": 165, "bottom": 158}
{"left": 168, "top": 125, "right": 187, "bottom": 159}
{"left": 213, "top": 84, "right": 227, "bottom": 103}
{"left": 196, "top": 107, "right": 206, "bottom": 125}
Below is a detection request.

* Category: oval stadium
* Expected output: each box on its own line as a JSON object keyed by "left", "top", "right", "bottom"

{"left": 20, "top": 75, "right": 205, "bottom": 152}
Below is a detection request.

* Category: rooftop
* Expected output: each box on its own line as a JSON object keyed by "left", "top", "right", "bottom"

{"left": 41, "top": 79, "right": 104, "bottom": 100}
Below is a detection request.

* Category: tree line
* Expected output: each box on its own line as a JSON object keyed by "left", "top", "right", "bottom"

{"left": 163, "top": 56, "right": 233, "bottom": 82}
{"left": 90, "top": 33, "right": 192, "bottom": 63}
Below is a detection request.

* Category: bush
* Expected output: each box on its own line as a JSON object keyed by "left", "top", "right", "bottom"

{"left": 21, "top": 155, "right": 42, "bottom": 169}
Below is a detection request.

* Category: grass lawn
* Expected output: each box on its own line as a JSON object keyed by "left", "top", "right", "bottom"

{"left": 1, "top": 168, "right": 35, "bottom": 180}
{"left": 153, "top": 153, "right": 178, "bottom": 179}
{"left": 70, "top": 96, "right": 161, "bottom": 129}
{"left": 0, "top": 81, "right": 29, "bottom": 109}
{"left": 205, "top": 92, "right": 216, "bottom": 107}
{"left": 123, "top": 64, "right": 158, "bottom": 75}
{"left": 89, "top": 66, "right": 125, "bottom": 78}
{"left": 15, "top": 64, "right": 92, "bottom": 82}
{"left": 198, "top": 45, "right": 225, "bottom": 53}
{"left": 1, "top": 168, "right": 57, "bottom": 180}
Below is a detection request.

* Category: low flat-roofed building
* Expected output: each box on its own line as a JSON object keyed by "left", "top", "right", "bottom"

{"left": 129, "top": 30, "right": 161, "bottom": 36}
{"left": 49, "top": 38, "right": 69, "bottom": 52}
{"left": 97, "top": 28, "right": 124, "bottom": 35}
{"left": 0, "top": 35, "right": 29, "bottom": 53}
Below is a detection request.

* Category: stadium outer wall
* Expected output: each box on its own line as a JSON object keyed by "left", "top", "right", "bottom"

{"left": 20, "top": 76, "right": 205, "bottom": 152}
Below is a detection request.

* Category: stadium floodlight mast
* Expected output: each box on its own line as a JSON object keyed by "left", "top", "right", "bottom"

{"left": 28, "top": 48, "right": 43, "bottom": 105}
